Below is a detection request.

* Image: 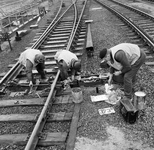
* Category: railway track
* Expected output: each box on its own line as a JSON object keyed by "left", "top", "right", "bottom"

{"left": 0, "top": 0, "right": 90, "bottom": 149}
{"left": 1, "top": 0, "right": 154, "bottom": 149}
{"left": 94, "top": 0, "right": 154, "bottom": 73}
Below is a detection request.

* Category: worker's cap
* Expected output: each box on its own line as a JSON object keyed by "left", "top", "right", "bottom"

{"left": 35, "top": 54, "right": 45, "bottom": 63}
{"left": 74, "top": 61, "right": 81, "bottom": 71}
{"left": 99, "top": 48, "right": 107, "bottom": 59}
{"left": 100, "top": 60, "right": 109, "bottom": 68}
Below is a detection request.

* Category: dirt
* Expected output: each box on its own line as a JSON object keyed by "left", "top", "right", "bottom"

{"left": 74, "top": 1, "right": 154, "bottom": 150}
{"left": 75, "top": 125, "right": 154, "bottom": 150}
{"left": 1, "top": 0, "right": 154, "bottom": 149}
{"left": 130, "top": 2, "right": 154, "bottom": 15}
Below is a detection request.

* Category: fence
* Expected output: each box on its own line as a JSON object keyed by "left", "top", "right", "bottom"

{"left": 0, "top": 0, "right": 40, "bottom": 35}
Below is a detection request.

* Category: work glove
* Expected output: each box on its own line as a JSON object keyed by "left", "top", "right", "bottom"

{"left": 29, "top": 81, "right": 34, "bottom": 94}
{"left": 64, "top": 77, "right": 71, "bottom": 85}
{"left": 63, "top": 78, "right": 71, "bottom": 90}
{"left": 29, "top": 81, "right": 33, "bottom": 87}
{"left": 114, "top": 71, "right": 121, "bottom": 76}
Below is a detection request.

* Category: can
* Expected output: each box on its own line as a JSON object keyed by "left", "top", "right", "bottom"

{"left": 133, "top": 91, "right": 146, "bottom": 110}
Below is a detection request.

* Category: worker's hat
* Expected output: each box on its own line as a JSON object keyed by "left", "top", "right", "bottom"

{"left": 99, "top": 48, "right": 107, "bottom": 59}
{"left": 35, "top": 54, "right": 45, "bottom": 63}
{"left": 74, "top": 61, "right": 81, "bottom": 71}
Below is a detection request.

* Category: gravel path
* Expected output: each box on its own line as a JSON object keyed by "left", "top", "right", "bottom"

{"left": 74, "top": 0, "right": 154, "bottom": 150}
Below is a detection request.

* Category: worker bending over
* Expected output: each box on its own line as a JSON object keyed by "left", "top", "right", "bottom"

{"left": 19, "top": 48, "right": 47, "bottom": 87}
{"left": 54, "top": 50, "right": 81, "bottom": 81}
{"left": 99, "top": 43, "right": 146, "bottom": 100}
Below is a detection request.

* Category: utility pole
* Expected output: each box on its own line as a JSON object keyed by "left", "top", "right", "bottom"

{"left": 5, "top": 32, "right": 12, "bottom": 51}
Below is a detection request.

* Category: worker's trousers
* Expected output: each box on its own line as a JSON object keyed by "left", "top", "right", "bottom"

{"left": 36, "top": 63, "right": 46, "bottom": 79}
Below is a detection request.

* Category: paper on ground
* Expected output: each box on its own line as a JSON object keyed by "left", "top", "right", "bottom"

{"left": 98, "top": 107, "right": 115, "bottom": 115}
{"left": 91, "top": 94, "right": 108, "bottom": 102}
{"left": 105, "top": 96, "right": 121, "bottom": 105}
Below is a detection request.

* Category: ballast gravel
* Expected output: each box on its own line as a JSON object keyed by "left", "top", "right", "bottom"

{"left": 75, "top": 0, "right": 154, "bottom": 150}
{"left": 0, "top": 0, "right": 154, "bottom": 150}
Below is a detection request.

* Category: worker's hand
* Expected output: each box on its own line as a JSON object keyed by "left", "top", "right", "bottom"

{"left": 108, "top": 77, "right": 112, "bottom": 85}
{"left": 29, "top": 81, "right": 33, "bottom": 87}
{"left": 67, "top": 77, "right": 72, "bottom": 83}
{"left": 71, "top": 75, "right": 75, "bottom": 81}
{"left": 108, "top": 73, "right": 113, "bottom": 85}
{"left": 63, "top": 78, "right": 71, "bottom": 90}
{"left": 64, "top": 78, "right": 71, "bottom": 85}
{"left": 114, "top": 71, "right": 121, "bottom": 76}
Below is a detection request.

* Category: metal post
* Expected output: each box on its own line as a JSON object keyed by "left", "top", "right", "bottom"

{"left": 85, "top": 20, "right": 93, "bottom": 57}
{"left": 6, "top": 32, "right": 12, "bottom": 51}
{"left": 0, "top": 39, "right": 2, "bottom": 51}
{"left": 8, "top": 16, "right": 12, "bottom": 33}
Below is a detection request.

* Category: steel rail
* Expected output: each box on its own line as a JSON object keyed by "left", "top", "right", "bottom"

{"left": 95, "top": 0, "right": 154, "bottom": 48}
{"left": 31, "top": 3, "right": 74, "bottom": 49}
{"left": 0, "top": 0, "right": 86, "bottom": 149}
{"left": 65, "top": 1, "right": 88, "bottom": 149}
{"left": 85, "top": 20, "right": 93, "bottom": 52}
{"left": 111, "top": 0, "right": 154, "bottom": 21}
{"left": 66, "top": 0, "right": 88, "bottom": 50}
{"left": 24, "top": 1, "right": 78, "bottom": 149}
{"left": 0, "top": 0, "right": 67, "bottom": 86}
{"left": 0, "top": 0, "right": 78, "bottom": 88}
{"left": 65, "top": 0, "right": 78, "bottom": 49}
{"left": 24, "top": 70, "right": 60, "bottom": 150}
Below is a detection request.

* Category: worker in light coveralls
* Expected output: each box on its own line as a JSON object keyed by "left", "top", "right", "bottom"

{"left": 19, "top": 48, "right": 47, "bottom": 87}
{"left": 54, "top": 50, "right": 81, "bottom": 81}
{"left": 99, "top": 43, "right": 146, "bottom": 100}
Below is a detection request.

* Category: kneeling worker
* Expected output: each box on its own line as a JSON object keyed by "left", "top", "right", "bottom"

{"left": 19, "top": 48, "right": 47, "bottom": 87}
{"left": 54, "top": 50, "right": 81, "bottom": 81}
{"left": 99, "top": 43, "right": 146, "bottom": 100}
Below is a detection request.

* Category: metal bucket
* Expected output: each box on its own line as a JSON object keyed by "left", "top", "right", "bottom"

{"left": 71, "top": 88, "right": 83, "bottom": 103}
{"left": 133, "top": 91, "right": 146, "bottom": 110}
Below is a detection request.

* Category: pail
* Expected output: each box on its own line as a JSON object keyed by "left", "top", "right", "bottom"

{"left": 133, "top": 91, "right": 146, "bottom": 110}
{"left": 71, "top": 88, "right": 83, "bottom": 103}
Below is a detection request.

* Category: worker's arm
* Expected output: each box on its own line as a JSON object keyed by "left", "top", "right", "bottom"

{"left": 115, "top": 50, "right": 131, "bottom": 74}
{"left": 56, "top": 60, "right": 69, "bottom": 80}
{"left": 71, "top": 69, "right": 76, "bottom": 81}
{"left": 109, "top": 66, "right": 116, "bottom": 74}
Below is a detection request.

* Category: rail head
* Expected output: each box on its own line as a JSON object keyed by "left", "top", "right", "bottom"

{"left": 95, "top": 0, "right": 154, "bottom": 49}
{"left": 66, "top": 0, "right": 88, "bottom": 50}
{"left": 0, "top": 61, "right": 21, "bottom": 86}
{"left": 24, "top": 70, "right": 60, "bottom": 150}
{"left": 0, "top": 0, "right": 69, "bottom": 88}
{"left": 24, "top": 1, "right": 78, "bottom": 149}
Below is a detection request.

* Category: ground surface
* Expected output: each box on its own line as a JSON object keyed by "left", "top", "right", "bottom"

{"left": 74, "top": 0, "right": 154, "bottom": 150}
{"left": 1, "top": 0, "right": 154, "bottom": 150}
